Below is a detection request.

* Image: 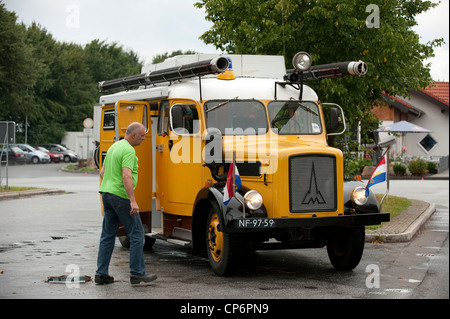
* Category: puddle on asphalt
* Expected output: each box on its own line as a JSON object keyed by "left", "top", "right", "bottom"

{"left": 0, "top": 235, "right": 69, "bottom": 255}
{"left": 0, "top": 241, "right": 36, "bottom": 253}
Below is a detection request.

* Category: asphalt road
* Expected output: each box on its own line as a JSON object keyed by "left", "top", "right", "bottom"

{"left": 0, "top": 163, "right": 448, "bottom": 301}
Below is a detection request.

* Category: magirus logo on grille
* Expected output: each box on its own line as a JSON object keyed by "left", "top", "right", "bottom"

{"left": 302, "top": 162, "right": 326, "bottom": 205}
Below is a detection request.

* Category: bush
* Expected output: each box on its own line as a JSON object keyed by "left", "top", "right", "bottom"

{"left": 393, "top": 162, "right": 407, "bottom": 176}
{"left": 408, "top": 158, "right": 427, "bottom": 176}
{"left": 344, "top": 158, "right": 372, "bottom": 180}
{"left": 426, "top": 161, "right": 437, "bottom": 174}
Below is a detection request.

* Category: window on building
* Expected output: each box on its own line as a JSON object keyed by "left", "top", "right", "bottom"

{"left": 419, "top": 134, "right": 437, "bottom": 153}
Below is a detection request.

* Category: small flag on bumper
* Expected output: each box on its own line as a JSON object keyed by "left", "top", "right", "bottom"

{"left": 365, "top": 155, "right": 387, "bottom": 197}
{"left": 223, "top": 161, "right": 242, "bottom": 205}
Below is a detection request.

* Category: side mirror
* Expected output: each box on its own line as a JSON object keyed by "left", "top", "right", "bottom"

{"left": 322, "top": 103, "right": 346, "bottom": 136}
{"left": 329, "top": 107, "right": 340, "bottom": 132}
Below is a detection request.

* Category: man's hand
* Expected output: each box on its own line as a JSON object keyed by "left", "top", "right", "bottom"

{"left": 130, "top": 200, "right": 140, "bottom": 216}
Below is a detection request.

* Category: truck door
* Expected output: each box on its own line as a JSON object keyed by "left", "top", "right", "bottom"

{"left": 114, "top": 100, "right": 153, "bottom": 213}
{"left": 167, "top": 102, "right": 203, "bottom": 209}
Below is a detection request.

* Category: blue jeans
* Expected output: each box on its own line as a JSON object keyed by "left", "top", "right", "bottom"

{"left": 96, "top": 192, "right": 146, "bottom": 277}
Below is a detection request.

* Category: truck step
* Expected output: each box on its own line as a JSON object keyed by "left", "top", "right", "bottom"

{"left": 147, "top": 232, "right": 191, "bottom": 247}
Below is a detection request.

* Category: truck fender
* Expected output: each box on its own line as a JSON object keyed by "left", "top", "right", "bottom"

{"left": 191, "top": 184, "right": 268, "bottom": 249}
{"left": 343, "top": 180, "right": 380, "bottom": 214}
{"left": 191, "top": 185, "right": 225, "bottom": 251}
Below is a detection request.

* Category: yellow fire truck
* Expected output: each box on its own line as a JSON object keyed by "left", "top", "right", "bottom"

{"left": 95, "top": 52, "right": 389, "bottom": 276}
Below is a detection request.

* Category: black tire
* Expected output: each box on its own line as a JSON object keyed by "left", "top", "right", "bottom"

{"left": 31, "top": 156, "right": 40, "bottom": 164}
{"left": 94, "top": 146, "right": 100, "bottom": 169}
{"left": 64, "top": 155, "right": 71, "bottom": 163}
{"left": 326, "top": 226, "right": 365, "bottom": 271}
{"left": 118, "top": 235, "right": 130, "bottom": 248}
{"left": 118, "top": 224, "right": 155, "bottom": 250}
{"left": 206, "top": 209, "right": 239, "bottom": 276}
{"left": 118, "top": 235, "right": 156, "bottom": 250}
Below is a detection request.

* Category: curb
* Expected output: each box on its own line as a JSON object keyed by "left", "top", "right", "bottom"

{"left": 60, "top": 168, "right": 99, "bottom": 175}
{"left": 0, "top": 188, "right": 66, "bottom": 200}
{"left": 365, "top": 202, "right": 436, "bottom": 243}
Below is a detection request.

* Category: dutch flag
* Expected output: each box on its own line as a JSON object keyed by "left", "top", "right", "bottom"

{"left": 223, "top": 160, "right": 242, "bottom": 205}
{"left": 365, "top": 155, "right": 387, "bottom": 197}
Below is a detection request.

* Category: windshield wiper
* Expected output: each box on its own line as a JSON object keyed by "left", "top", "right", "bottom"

{"left": 290, "top": 98, "right": 318, "bottom": 116}
{"left": 205, "top": 96, "right": 239, "bottom": 113}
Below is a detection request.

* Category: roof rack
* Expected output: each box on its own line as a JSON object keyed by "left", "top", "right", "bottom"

{"left": 98, "top": 57, "right": 229, "bottom": 92}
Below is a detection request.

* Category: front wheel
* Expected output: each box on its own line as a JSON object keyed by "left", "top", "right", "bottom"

{"left": 206, "top": 210, "right": 239, "bottom": 276}
{"left": 326, "top": 226, "right": 365, "bottom": 271}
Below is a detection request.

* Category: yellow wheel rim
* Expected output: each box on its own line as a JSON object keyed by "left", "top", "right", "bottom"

{"left": 208, "top": 213, "right": 223, "bottom": 263}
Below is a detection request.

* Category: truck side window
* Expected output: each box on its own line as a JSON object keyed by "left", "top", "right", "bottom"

{"left": 157, "top": 101, "right": 170, "bottom": 136}
{"left": 142, "top": 105, "right": 148, "bottom": 130}
{"left": 103, "top": 110, "right": 115, "bottom": 131}
{"left": 170, "top": 104, "right": 199, "bottom": 135}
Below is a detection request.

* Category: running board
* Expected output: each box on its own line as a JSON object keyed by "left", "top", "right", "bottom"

{"left": 146, "top": 232, "right": 191, "bottom": 247}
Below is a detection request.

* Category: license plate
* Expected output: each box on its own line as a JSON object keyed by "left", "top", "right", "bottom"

{"left": 236, "top": 218, "right": 275, "bottom": 228}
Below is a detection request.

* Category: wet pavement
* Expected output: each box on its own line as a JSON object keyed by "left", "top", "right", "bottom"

{"left": 0, "top": 163, "right": 448, "bottom": 299}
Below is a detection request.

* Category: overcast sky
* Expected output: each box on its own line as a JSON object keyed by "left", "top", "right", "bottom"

{"left": 3, "top": 0, "right": 449, "bottom": 81}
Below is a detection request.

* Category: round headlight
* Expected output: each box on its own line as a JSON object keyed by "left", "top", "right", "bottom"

{"left": 244, "top": 190, "right": 263, "bottom": 210}
{"left": 351, "top": 186, "right": 368, "bottom": 206}
{"left": 292, "top": 52, "right": 312, "bottom": 72}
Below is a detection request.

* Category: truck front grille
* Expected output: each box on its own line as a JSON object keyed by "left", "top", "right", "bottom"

{"left": 289, "top": 155, "right": 337, "bottom": 213}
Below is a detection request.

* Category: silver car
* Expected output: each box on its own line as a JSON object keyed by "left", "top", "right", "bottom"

{"left": 14, "top": 144, "right": 51, "bottom": 164}
{"left": 38, "top": 144, "right": 80, "bottom": 163}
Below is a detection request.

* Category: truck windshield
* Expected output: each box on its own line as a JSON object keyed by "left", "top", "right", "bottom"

{"left": 204, "top": 100, "right": 268, "bottom": 135}
{"left": 268, "top": 101, "right": 322, "bottom": 135}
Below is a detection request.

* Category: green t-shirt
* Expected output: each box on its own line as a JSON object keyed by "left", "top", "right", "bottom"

{"left": 99, "top": 139, "right": 138, "bottom": 199}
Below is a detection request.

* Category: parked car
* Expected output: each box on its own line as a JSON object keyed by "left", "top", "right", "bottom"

{"left": 38, "top": 144, "right": 79, "bottom": 163}
{"left": 13, "top": 143, "right": 51, "bottom": 164}
{"left": 1, "top": 145, "right": 27, "bottom": 165}
{"left": 35, "top": 146, "right": 64, "bottom": 163}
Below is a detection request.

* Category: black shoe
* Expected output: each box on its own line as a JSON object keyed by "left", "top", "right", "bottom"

{"left": 95, "top": 274, "right": 114, "bottom": 285}
{"left": 130, "top": 274, "right": 157, "bottom": 285}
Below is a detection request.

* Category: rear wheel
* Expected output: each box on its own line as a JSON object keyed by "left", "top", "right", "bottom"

{"left": 118, "top": 234, "right": 156, "bottom": 250}
{"left": 326, "top": 226, "right": 365, "bottom": 271}
{"left": 206, "top": 210, "right": 239, "bottom": 276}
{"left": 118, "top": 224, "right": 155, "bottom": 250}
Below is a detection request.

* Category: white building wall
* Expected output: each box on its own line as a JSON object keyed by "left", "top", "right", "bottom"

{"left": 404, "top": 94, "right": 449, "bottom": 158}
{"left": 62, "top": 131, "right": 95, "bottom": 160}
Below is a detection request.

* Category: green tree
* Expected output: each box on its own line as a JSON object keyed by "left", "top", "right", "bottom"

{"left": 22, "top": 26, "right": 88, "bottom": 142}
{"left": 1, "top": 1, "right": 143, "bottom": 144}
{"left": 0, "top": 2, "right": 37, "bottom": 122}
{"left": 84, "top": 40, "right": 142, "bottom": 83}
{"left": 195, "top": 0, "right": 443, "bottom": 175}
{"left": 194, "top": 0, "right": 442, "bottom": 112}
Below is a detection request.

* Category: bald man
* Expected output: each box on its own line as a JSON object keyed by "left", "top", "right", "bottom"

{"left": 96, "top": 122, "right": 157, "bottom": 285}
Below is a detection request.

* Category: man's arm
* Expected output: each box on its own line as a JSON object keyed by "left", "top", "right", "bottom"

{"left": 122, "top": 167, "right": 139, "bottom": 215}
{"left": 99, "top": 165, "right": 105, "bottom": 179}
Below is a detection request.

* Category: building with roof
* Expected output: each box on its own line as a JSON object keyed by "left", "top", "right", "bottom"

{"left": 371, "top": 82, "right": 449, "bottom": 171}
